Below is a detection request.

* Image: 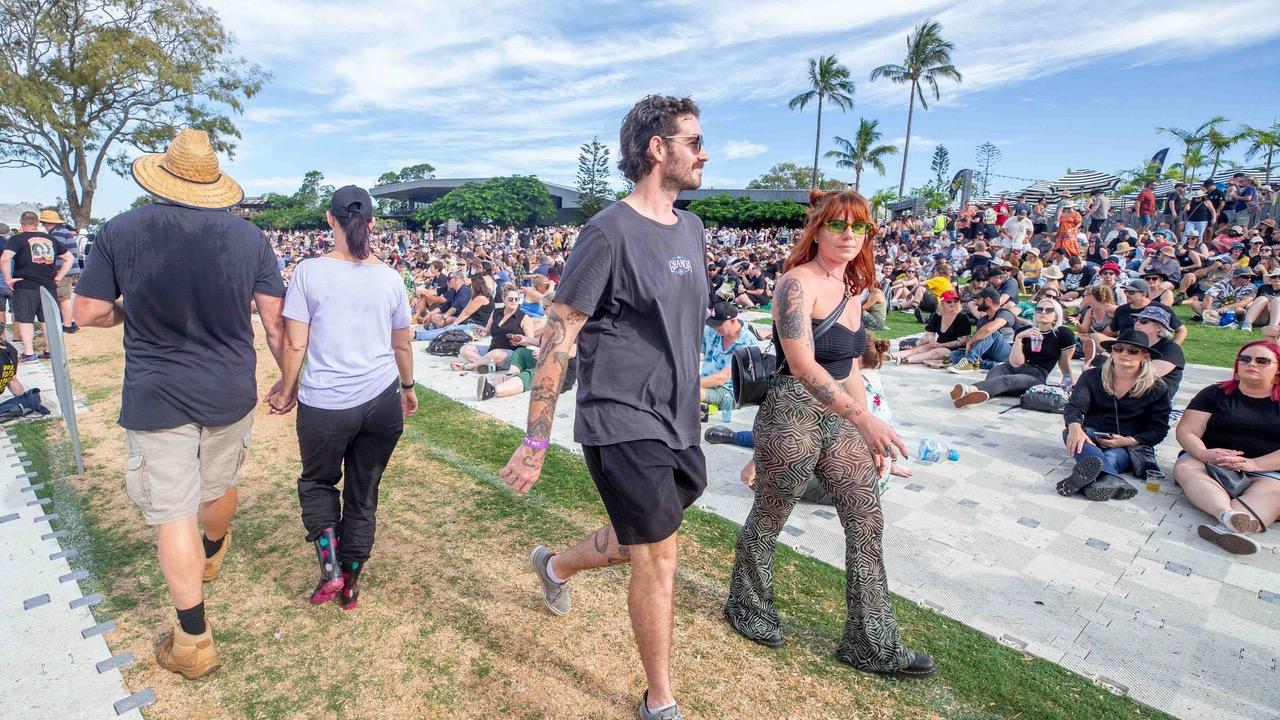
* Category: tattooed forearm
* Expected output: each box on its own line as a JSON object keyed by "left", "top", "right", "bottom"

{"left": 776, "top": 277, "right": 807, "bottom": 340}
{"left": 524, "top": 305, "right": 588, "bottom": 440}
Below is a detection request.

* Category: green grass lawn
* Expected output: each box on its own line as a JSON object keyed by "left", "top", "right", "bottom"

{"left": 1169, "top": 304, "right": 1259, "bottom": 367}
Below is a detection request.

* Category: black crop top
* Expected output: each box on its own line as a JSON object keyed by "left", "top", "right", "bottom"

{"left": 774, "top": 315, "right": 867, "bottom": 381}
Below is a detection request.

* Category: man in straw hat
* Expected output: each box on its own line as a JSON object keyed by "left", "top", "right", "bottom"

{"left": 38, "top": 209, "right": 82, "bottom": 334}
{"left": 74, "top": 129, "right": 287, "bottom": 679}
{"left": 1, "top": 210, "right": 75, "bottom": 362}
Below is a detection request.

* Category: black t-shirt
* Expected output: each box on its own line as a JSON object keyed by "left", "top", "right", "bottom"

{"left": 555, "top": 202, "right": 708, "bottom": 449}
{"left": 1110, "top": 301, "right": 1185, "bottom": 335}
{"left": 1165, "top": 191, "right": 1185, "bottom": 215}
{"left": 1204, "top": 188, "right": 1226, "bottom": 216}
{"left": 1021, "top": 326, "right": 1076, "bottom": 372}
{"left": 1151, "top": 337, "right": 1185, "bottom": 398}
{"left": 0, "top": 341, "right": 18, "bottom": 388}
{"left": 1187, "top": 383, "right": 1280, "bottom": 458}
{"left": 5, "top": 231, "right": 70, "bottom": 293}
{"left": 1188, "top": 195, "right": 1213, "bottom": 222}
{"left": 75, "top": 203, "right": 286, "bottom": 431}
{"left": 925, "top": 312, "right": 973, "bottom": 343}
{"left": 979, "top": 308, "right": 1020, "bottom": 341}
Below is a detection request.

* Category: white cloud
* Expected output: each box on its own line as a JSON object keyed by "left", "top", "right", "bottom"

{"left": 722, "top": 140, "right": 768, "bottom": 160}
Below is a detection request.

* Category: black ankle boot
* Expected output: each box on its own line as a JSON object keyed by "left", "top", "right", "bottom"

{"left": 340, "top": 559, "right": 363, "bottom": 610}
{"left": 23, "top": 389, "right": 51, "bottom": 416}
{"left": 308, "top": 527, "right": 344, "bottom": 605}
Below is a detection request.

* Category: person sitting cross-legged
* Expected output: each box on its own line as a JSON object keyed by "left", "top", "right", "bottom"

{"left": 451, "top": 284, "right": 542, "bottom": 372}
{"left": 894, "top": 290, "right": 971, "bottom": 367}
{"left": 945, "top": 287, "right": 1018, "bottom": 374}
{"left": 951, "top": 299, "right": 1074, "bottom": 407}
{"left": 1057, "top": 330, "right": 1171, "bottom": 502}
{"left": 1173, "top": 340, "right": 1280, "bottom": 555}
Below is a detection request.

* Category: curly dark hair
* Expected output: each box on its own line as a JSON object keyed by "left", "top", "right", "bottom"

{"left": 617, "top": 95, "right": 700, "bottom": 183}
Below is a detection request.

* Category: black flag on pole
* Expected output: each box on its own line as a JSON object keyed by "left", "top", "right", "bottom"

{"left": 1150, "top": 148, "right": 1169, "bottom": 173}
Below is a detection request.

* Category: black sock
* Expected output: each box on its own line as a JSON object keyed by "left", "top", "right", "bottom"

{"left": 202, "top": 533, "right": 225, "bottom": 558}
{"left": 176, "top": 602, "right": 206, "bottom": 635}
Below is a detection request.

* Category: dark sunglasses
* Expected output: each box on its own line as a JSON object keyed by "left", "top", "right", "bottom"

{"left": 824, "top": 220, "right": 874, "bottom": 235}
{"left": 1034, "top": 306, "right": 1056, "bottom": 313}
{"left": 662, "top": 134, "right": 704, "bottom": 151}
{"left": 1112, "top": 345, "right": 1146, "bottom": 356}
{"left": 1238, "top": 355, "right": 1274, "bottom": 367}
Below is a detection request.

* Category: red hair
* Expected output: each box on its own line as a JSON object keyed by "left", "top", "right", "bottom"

{"left": 1219, "top": 340, "right": 1280, "bottom": 401}
{"left": 783, "top": 189, "right": 878, "bottom": 294}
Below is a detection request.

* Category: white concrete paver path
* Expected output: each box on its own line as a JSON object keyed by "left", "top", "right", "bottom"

{"left": 413, "top": 342, "right": 1279, "bottom": 720}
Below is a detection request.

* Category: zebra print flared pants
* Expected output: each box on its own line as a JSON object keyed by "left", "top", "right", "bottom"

{"left": 724, "top": 375, "right": 912, "bottom": 672}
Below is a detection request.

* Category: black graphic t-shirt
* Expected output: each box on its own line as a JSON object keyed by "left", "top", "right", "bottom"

{"left": 5, "top": 231, "right": 70, "bottom": 294}
{"left": 0, "top": 342, "right": 18, "bottom": 388}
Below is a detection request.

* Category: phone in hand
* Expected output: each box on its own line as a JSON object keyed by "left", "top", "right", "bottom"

{"left": 1094, "top": 432, "right": 1114, "bottom": 439}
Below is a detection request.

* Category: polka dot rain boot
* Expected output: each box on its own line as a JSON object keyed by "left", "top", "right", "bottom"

{"left": 340, "top": 559, "right": 363, "bottom": 611}
{"left": 308, "top": 527, "right": 344, "bottom": 605}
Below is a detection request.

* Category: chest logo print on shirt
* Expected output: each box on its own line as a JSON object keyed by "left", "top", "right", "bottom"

{"left": 669, "top": 256, "right": 693, "bottom": 276}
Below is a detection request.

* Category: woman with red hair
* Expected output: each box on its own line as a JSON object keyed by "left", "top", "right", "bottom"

{"left": 1174, "top": 340, "right": 1280, "bottom": 554}
{"left": 724, "top": 189, "right": 936, "bottom": 679}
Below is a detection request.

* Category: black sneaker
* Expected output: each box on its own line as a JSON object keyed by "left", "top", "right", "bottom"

{"left": 704, "top": 426, "right": 734, "bottom": 444}
{"left": 19, "top": 354, "right": 39, "bottom": 364}
{"left": 476, "top": 377, "right": 496, "bottom": 401}
{"left": 1056, "top": 456, "right": 1102, "bottom": 497}
{"left": 62, "top": 324, "right": 79, "bottom": 334}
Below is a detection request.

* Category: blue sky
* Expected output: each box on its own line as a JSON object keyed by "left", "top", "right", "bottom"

{"left": 6, "top": 0, "right": 1280, "bottom": 220}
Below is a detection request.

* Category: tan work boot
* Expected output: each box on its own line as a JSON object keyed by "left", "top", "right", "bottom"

{"left": 203, "top": 528, "right": 232, "bottom": 582}
{"left": 155, "top": 623, "right": 220, "bottom": 679}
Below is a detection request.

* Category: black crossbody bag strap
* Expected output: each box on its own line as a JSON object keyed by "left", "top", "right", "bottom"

{"left": 778, "top": 292, "right": 852, "bottom": 375}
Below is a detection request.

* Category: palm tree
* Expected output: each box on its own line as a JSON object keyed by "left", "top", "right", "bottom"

{"left": 789, "top": 55, "right": 856, "bottom": 189}
{"left": 870, "top": 19, "right": 962, "bottom": 197}
{"left": 1203, "top": 120, "right": 1239, "bottom": 181}
{"left": 1157, "top": 116, "right": 1225, "bottom": 184}
{"left": 824, "top": 118, "right": 898, "bottom": 193}
{"left": 869, "top": 187, "right": 899, "bottom": 220}
{"left": 1241, "top": 121, "right": 1280, "bottom": 186}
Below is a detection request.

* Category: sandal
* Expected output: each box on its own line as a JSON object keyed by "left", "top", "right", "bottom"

{"left": 449, "top": 361, "right": 471, "bottom": 372}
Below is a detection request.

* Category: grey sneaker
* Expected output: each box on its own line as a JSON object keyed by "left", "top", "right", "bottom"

{"left": 531, "top": 546, "right": 570, "bottom": 616}
{"left": 638, "top": 691, "right": 683, "bottom": 720}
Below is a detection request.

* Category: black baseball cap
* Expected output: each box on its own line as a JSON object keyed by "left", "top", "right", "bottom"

{"left": 329, "top": 185, "right": 374, "bottom": 220}
{"left": 705, "top": 302, "right": 740, "bottom": 327}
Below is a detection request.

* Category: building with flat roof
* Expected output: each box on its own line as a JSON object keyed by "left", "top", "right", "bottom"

{"left": 370, "top": 178, "right": 810, "bottom": 224}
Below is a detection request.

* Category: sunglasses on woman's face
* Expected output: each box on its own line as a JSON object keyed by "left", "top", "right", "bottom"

{"left": 505, "top": 296, "right": 520, "bottom": 302}
{"left": 824, "top": 220, "right": 874, "bottom": 235}
{"left": 1034, "top": 306, "right": 1056, "bottom": 313}
{"left": 1113, "top": 345, "right": 1146, "bottom": 356}
{"left": 1238, "top": 354, "right": 1274, "bottom": 367}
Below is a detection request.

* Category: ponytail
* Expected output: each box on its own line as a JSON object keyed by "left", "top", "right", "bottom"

{"left": 341, "top": 213, "right": 371, "bottom": 260}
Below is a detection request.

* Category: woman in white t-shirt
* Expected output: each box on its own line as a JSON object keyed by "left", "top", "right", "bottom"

{"left": 268, "top": 186, "right": 417, "bottom": 611}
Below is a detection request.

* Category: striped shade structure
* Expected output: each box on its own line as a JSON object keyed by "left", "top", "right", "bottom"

{"left": 1049, "top": 169, "right": 1121, "bottom": 197}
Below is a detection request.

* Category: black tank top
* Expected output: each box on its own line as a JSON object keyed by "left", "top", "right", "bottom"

{"left": 774, "top": 313, "right": 867, "bottom": 382}
{"left": 489, "top": 308, "right": 526, "bottom": 351}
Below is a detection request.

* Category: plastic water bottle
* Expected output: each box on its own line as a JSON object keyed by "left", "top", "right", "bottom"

{"left": 916, "top": 438, "right": 960, "bottom": 464}
{"left": 720, "top": 395, "right": 734, "bottom": 423}
{"left": 487, "top": 359, "right": 496, "bottom": 374}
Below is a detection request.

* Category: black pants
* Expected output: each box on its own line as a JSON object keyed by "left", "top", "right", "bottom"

{"left": 974, "top": 361, "right": 1049, "bottom": 397}
{"left": 296, "top": 380, "right": 404, "bottom": 564}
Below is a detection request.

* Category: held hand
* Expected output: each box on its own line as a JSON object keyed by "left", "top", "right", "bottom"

{"left": 263, "top": 378, "right": 297, "bottom": 415}
{"left": 401, "top": 388, "right": 418, "bottom": 418}
{"left": 739, "top": 458, "right": 757, "bottom": 488}
{"left": 1202, "top": 448, "right": 1245, "bottom": 466}
{"left": 499, "top": 443, "right": 546, "bottom": 495}
{"left": 1096, "top": 434, "right": 1134, "bottom": 449}
{"left": 1066, "top": 425, "right": 1093, "bottom": 455}
{"left": 1018, "top": 328, "right": 1042, "bottom": 341}
{"left": 508, "top": 333, "right": 524, "bottom": 345}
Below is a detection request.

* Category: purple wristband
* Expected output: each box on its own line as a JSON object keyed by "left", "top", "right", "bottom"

{"left": 523, "top": 436, "right": 550, "bottom": 450}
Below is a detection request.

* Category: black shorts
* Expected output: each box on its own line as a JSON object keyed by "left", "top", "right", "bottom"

{"left": 583, "top": 439, "right": 707, "bottom": 545}
{"left": 1088, "top": 218, "right": 1105, "bottom": 233}
{"left": 11, "top": 286, "right": 45, "bottom": 324}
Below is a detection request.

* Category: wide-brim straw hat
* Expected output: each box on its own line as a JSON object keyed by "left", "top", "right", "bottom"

{"left": 1040, "top": 265, "right": 1064, "bottom": 279}
{"left": 131, "top": 129, "right": 243, "bottom": 209}
{"left": 38, "top": 209, "right": 65, "bottom": 225}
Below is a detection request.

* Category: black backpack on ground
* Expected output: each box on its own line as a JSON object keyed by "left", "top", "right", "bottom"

{"left": 426, "top": 329, "right": 472, "bottom": 356}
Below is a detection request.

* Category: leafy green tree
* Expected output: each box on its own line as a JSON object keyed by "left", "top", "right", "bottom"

{"left": 421, "top": 176, "right": 555, "bottom": 227}
{"left": 869, "top": 188, "right": 899, "bottom": 220}
{"left": 374, "top": 163, "right": 435, "bottom": 214}
{"left": 870, "top": 19, "right": 962, "bottom": 197}
{"left": 824, "top": 118, "right": 897, "bottom": 193}
{"left": 789, "top": 55, "right": 856, "bottom": 189}
{"left": 686, "top": 194, "right": 805, "bottom": 227}
{"left": 747, "top": 162, "right": 844, "bottom": 190}
{"left": 1240, "top": 121, "right": 1280, "bottom": 186}
{"left": 974, "top": 142, "right": 1002, "bottom": 195}
{"left": 130, "top": 195, "right": 154, "bottom": 209}
{"left": 929, "top": 145, "right": 951, "bottom": 189}
{"left": 1203, "top": 120, "right": 1238, "bottom": 180}
{"left": 575, "top": 137, "right": 611, "bottom": 220}
{"left": 0, "top": 0, "right": 267, "bottom": 228}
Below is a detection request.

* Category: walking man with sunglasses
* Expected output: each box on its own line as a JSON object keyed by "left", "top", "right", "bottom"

{"left": 500, "top": 95, "right": 709, "bottom": 720}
